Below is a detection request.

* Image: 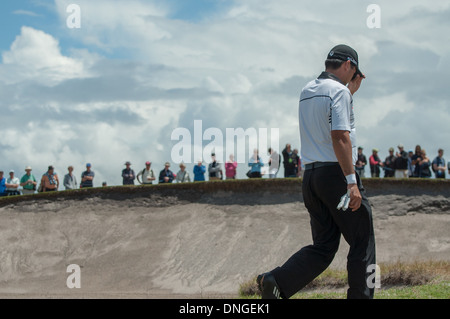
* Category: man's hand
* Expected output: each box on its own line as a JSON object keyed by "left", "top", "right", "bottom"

{"left": 347, "top": 184, "right": 362, "bottom": 211}
{"left": 337, "top": 184, "right": 362, "bottom": 212}
{"left": 348, "top": 73, "right": 365, "bottom": 95}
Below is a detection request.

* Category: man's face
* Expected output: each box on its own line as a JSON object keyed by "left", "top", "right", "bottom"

{"left": 439, "top": 150, "right": 444, "bottom": 157}
{"left": 165, "top": 165, "right": 170, "bottom": 170}
{"left": 9, "top": 172, "right": 14, "bottom": 178}
{"left": 68, "top": 167, "right": 73, "bottom": 173}
{"left": 86, "top": 166, "right": 91, "bottom": 171}
{"left": 0, "top": 172, "right": 3, "bottom": 179}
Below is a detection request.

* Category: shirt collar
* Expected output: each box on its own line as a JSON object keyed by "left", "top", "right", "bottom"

{"left": 318, "top": 71, "right": 345, "bottom": 85}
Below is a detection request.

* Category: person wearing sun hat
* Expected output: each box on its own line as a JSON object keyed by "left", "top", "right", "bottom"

{"left": 122, "top": 161, "right": 136, "bottom": 185}
{"left": 175, "top": 162, "right": 191, "bottom": 183}
{"left": 20, "top": 166, "right": 37, "bottom": 195}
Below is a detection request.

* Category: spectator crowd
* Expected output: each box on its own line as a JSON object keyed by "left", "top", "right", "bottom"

{"left": 0, "top": 143, "right": 447, "bottom": 197}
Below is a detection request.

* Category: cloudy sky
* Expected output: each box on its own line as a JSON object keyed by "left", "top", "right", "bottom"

{"left": 1, "top": 0, "right": 449, "bottom": 186}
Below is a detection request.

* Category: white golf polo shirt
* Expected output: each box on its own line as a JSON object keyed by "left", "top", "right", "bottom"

{"left": 299, "top": 72, "right": 357, "bottom": 165}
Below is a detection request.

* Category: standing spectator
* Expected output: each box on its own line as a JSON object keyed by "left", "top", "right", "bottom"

{"left": 355, "top": 146, "right": 367, "bottom": 178}
{"left": 267, "top": 148, "right": 280, "bottom": 178}
{"left": 225, "top": 154, "right": 238, "bottom": 180}
{"left": 208, "top": 153, "right": 222, "bottom": 180}
{"left": 0, "top": 170, "right": 6, "bottom": 196}
{"left": 394, "top": 144, "right": 409, "bottom": 179}
{"left": 369, "top": 149, "right": 383, "bottom": 177}
{"left": 20, "top": 166, "right": 37, "bottom": 195}
{"left": 407, "top": 150, "right": 414, "bottom": 177}
{"left": 159, "top": 162, "right": 174, "bottom": 183}
{"left": 41, "top": 166, "right": 59, "bottom": 192}
{"left": 293, "top": 149, "right": 302, "bottom": 177}
{"left": 6, "top": 170, "right": 21, "bottom": 196}
{"left": 193, "top": 159, "right": 206, "bottom": 182}
{"left": 175, "top": 163, "right": 191, "bottom": 183}
{"left": 137, "top": 161, "right": 156, "bottom": 185}
{"left": 282, "top": 144, "right": 293, "bottom": 177}
{"left": 63, "top": 166, "right": 78, "bottom": 190}
{"left": 417, "top": 149, "right": 432, "bottom": 178}
{"left": 248, "top": 149, "right": 264, "bottom": 178}
{"left": 411, "top": 145, "right": 422, "bottom": 177}
{"left": 432, "top": 149, "right": 446, "bottom": 179}
{"left": 80, "top": 163, "right": 95, "bottom": 188}
{"left": 122, "top": 161, "right": 135, "bottom": 185}
{"left": 383, "top": 147, "right": 396, "bottom": 178}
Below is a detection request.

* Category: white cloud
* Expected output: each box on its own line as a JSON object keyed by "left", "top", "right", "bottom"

{"left": 1, "top": 0, "right": 450, "bottom": 185}
{"left": 0, "top": 26, "right": 91, "bottom": 85}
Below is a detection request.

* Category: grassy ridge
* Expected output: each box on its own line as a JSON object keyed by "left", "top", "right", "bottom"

{"left": 1, "top": 177, "right": 450, "bottom": 207}
{"left": 239, "top": 260, "right": 450, "bottom": 299}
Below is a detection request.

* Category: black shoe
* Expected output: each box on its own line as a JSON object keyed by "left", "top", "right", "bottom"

{"left": 257, "top": 272, "right": 282, "bottom": 299}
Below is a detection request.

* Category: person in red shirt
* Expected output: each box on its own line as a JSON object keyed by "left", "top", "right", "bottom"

{"left": 369, "top": 149, "right": 383, "bottom": 177}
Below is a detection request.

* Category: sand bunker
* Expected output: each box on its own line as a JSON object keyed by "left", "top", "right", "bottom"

{"left": 0, "top": 179, "right": 449, "bottom": 298}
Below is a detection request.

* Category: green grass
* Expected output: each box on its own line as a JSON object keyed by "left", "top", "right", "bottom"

{"left": 239, "top": 260, "right": 450, "bottom": 299}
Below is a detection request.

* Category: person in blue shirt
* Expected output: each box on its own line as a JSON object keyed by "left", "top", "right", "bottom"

{"left": 248, "top": 149, "right": 264, "bottom": 178}
{"left": 159, "top": 162, "right": 175, "bottom": 183}
{"left": 0, "top": 170, "right": 6, "bottom": 196}
{"left": 193, "top": 160, "right": 206, "bottom": 181}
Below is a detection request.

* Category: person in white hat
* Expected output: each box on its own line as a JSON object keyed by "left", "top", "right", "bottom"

{"left": 20, "top": 166, "right": 37, "bottom": 195}
{"left": 6, "top": 170, "right": 21, "bottom": 196}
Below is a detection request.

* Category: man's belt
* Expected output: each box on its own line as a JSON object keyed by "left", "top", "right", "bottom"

{"left": 305, "top": 162, "right": 339, "bottom": 170}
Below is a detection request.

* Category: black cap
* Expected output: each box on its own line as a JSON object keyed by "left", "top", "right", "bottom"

{"left": 327, "top": 44, "right": 363, "bottom": 78}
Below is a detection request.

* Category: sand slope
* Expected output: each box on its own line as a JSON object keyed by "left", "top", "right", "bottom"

{"left": 0, "top": 179, "right": 449, "bottom": 298}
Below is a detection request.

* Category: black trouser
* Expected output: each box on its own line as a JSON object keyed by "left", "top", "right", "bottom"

{"left": 270, "top": 163, "right": 376, "bottom": 299}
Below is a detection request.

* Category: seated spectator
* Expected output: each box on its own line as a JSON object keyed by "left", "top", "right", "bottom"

{"left": 6, "top": 170, "right": 21, "bottom": 196}
{"left": 417, "top": 149, "right": 432, "bottom": 178}
{"left": 41, "top": 166, "right": 59, "bottom": 192}
{"left": 383, "top": 147, "right": 396, "bottom": 178}
{"left": 394, "top": 144, "right": 409, "bottom": 179}
{"left": 20, "top": 166, "right": 37, "bottom": 195}
{"left": 175, "top": 163, "right": 191, "bottom": 183}
{"left": 208, "top": 153, "right": 222, "bottom": 180}
{"left": 137, "top": 161, "right": 156, "bottom": 185}
{"left": 225, "top": 154, "right": 238, "bottom": 180}
{"left": 248, "top": 149, "right": 264, "bottom": 178}
{"left": 432, "top": 148, "right": 446, "bottom": 179}
{"left": 0, "top": 170, "right": 6, "bottom": 196}
{"left": 122, "top": 161, "right": 136, "bottom": 185}
{"left": 63, "top": 166, "right": 78, "bottom": 190}
{"left": 369, "top": 149, "right": 383, "bottom": 177}
{"left": 159, "top": 162, "right": 174, "bottom": 183}
{"left": 80, "top": 163, "right": 95, "bottom": 188}
{"left": 193, "top": 159, "right": 206, "bottom": 182}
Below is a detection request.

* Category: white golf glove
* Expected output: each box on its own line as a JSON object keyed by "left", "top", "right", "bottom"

{"left": 337, "top": 189, "right": 351, "bottom": 211}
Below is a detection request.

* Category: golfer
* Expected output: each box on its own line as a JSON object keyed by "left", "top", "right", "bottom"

{"left": 258, "top": 44, "right": 376, "bottom": 299}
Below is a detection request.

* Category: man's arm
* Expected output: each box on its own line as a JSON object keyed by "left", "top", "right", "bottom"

{"left": 331, "top": 130, "right": 361, "bottom": 212}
